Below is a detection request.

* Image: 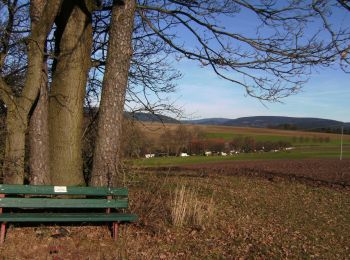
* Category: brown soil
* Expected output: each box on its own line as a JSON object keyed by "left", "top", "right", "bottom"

{"left": 1, "top": 165, "right": 350, "bottom": 259}
{"left": 151, "top": 159, "right": 350, "bottom": 189}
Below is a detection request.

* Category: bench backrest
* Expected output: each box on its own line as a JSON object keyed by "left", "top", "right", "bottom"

{"left": 0, "top": 184, "right": 128, "bottom": 209}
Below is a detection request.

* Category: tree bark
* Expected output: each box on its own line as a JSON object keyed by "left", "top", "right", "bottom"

{"left": 29, "top": 59, "right": 50, "bottom": 185}
{"left": 2, "top": 106, "right": 27, "bottom": 184}
{"left": 0, "top": 0, "right": 62, "bottom": 184}
{"left": 90, "top": 0, "right": 136, "bottom": 187}
{"left": 49, "top": 0, "right": 93, "bottom": 185}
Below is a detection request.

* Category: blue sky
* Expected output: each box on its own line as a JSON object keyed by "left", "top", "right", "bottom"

{"left": 163, "top": 3, "right": 350, "bottom": 123}
{"left": 169, "top": 59, "right": 350, "bottom": 122}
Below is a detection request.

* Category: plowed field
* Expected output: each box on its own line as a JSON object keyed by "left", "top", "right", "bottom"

{"left": 163, "top": 159, "right": 350, "bottom": 188}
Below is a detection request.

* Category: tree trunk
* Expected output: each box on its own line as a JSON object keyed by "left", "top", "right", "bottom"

{"left": 2, "top": 106, "right": 27, "bottom": 184}
{"left": 0, "top": 0, "right": 62, "bottom": 184}
{"left": 49, "top": 0, "right": 92, "bottom": 185}
{"left": 29, "top": 60, "right": 50, "bottom": 185}
{"left": 90, "top": 0, "right": 136, "bottom": 187}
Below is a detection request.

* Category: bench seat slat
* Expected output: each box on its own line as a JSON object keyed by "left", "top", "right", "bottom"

{"left": 0, "top": 184, "right": 128, "bottom": 196}
{"left": 0, "top": 213, "right": 138, "bottom": 222}
{"left": 0, "top": 198, "right": 128, "bottom": 208}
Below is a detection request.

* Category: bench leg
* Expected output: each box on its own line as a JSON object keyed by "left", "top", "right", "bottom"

{"left": 0, "top": 223, "right": 6, "bottom": 244}
{"left": 113, "top": 222, "right": 119, "bottom": 241}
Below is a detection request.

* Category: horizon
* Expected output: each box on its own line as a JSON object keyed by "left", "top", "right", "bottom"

{"left": 185, "top": 115, "right": 349, "bottom": 123}
{"left": 168, "top": 58, "right": 350, "bottom": 123}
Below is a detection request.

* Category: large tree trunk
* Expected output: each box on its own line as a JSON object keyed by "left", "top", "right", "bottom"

{"left": 29, "top": 60, "right": 50, "bottom": 185}
{"left": 49, "top": 0, "right": 93, "bottom": 185}
{"left": 0, "top": 0, "right": 62, "bottom": 184}
{"left": 2, "top": 106, "right": 27, "bottom": 184}
{"left": 90, "top": 0, "right": 136, "bottom": 187}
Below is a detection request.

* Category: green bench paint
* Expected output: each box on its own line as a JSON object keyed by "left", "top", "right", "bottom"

{"left": 0, "top": 184, "right": 137, "bottom": 243}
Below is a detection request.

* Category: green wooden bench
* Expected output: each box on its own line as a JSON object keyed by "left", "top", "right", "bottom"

{"left": 0, "top": 184, "right": 137, "bottom": 243}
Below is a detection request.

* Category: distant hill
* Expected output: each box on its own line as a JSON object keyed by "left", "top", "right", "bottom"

{"left": 184, "top": 118, "right": 231, "bottom": 125}
{"left": 184, "top": 116, "right": 350, "bottom": 133}
{"left": 81, "top": 109, "right": 350, "bottom": 134}
{"left": 81, "top": 108, "right": 179, "bottom": 123}
{"left": 223, "top": 116, "right": 344, "bottom": 129}
{"left": 125, "top": 112, "right": 179, "bottom": 123}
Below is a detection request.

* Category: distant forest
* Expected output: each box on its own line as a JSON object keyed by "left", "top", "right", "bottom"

{"left": 269, "top": 124, "right": 350, "bottom": 135}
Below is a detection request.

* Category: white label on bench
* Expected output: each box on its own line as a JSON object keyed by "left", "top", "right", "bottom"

{"left": 54, "top": 186, "right": 67, "bottom": 193}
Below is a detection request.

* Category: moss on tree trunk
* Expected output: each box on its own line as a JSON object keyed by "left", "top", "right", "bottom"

{"left": 49, "top": 0, "right": 92, "bottom": 186}
{"left": 3, "top": 108, "right": 27, "bottom": 184}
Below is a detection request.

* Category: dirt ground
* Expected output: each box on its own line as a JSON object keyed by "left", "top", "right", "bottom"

{"left": 151, "top": 159, "right": 350, "bottom": 189}
{"left": 1, "top": 159, "right": 349, "bottom": 259}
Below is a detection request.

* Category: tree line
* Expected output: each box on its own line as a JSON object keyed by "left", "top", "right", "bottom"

{"left": 120, "top": 124, "right": 294, "bottom": 157}
{"left": 269, "top": 124, "right": 350, "bottom": 135}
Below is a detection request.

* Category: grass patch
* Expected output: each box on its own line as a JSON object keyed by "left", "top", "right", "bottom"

{"left": 205, "top": 132, "right": 296, "bottom": 142}
{"left": 205, "top": 132, "right": 350, "bottom": 146}
{"left": 134, "top": 147, "right": 350, "bottom": 167}
{"left": 171, "top": 185, "right": 214, "bottom": 227}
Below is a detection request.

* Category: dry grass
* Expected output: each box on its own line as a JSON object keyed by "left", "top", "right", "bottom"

{"left": 1, "top": 170, "right": 349, "bottom": 259}
{"left": 171, "top": 185, "right": 214, "bottom": 227}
